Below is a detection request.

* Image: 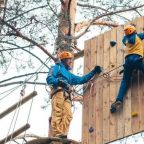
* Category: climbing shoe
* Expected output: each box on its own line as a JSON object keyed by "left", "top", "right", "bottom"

{"left": 110, "top": 100, "right": 122, "bottom": 113}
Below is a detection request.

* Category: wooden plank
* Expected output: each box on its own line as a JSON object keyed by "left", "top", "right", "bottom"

{"left": 109, "top": 28, "right": 117, "bottom": 141}
{"left": 0, "top": 124, "right": 30, "bottom": 144}
{"left": 88, "top": 38, "right": 96, "bottom": 144}
{"left": 139, "top": 17, "right": 144, "bottom": 131}
{"left": 102, "top": 31, "right": 110, "bottom": 144}
{"left": 82, "top": 40, "right": 90, "bottom": 144}
{"left": 124, "top": 81, "right": 132, "bottom": 137}
{"left": 83, "top": 40, "right": 91, "bottom": 143}
{"left": 116, "top": 25, "right": 125, "bottom": 139}
{"left": 131, "top": 18, "right": 141, "bottom": 134}
{"left": 122, "top": 21, "right": 133, "bottom": 137}
{"left": 27, "top": 137, "right": 81, "bottom": 144}
{"left": 86, "top": 40, "right": 91, "bottom": 144}
{"left": 95, "top": 34, "right": 104, "bottom": 144}
{"left": 0, "top": 91, "right": 37, "bottom": 119}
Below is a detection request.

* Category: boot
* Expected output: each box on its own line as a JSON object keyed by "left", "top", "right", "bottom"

{"left": 110, "top": 100, "right": 122, "bottom": 113}
{"left": 56, "top": 134, "right": 67, "bottom": 139}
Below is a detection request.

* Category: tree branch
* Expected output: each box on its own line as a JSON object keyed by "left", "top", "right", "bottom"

{"left": 0, "top": 41, "right": 50, "bottom": 69}
{"left": 77, "top": 2, "right": 131, "bottom": 21}
{"left": 75, "top": 20, "right": 118, "bottom": 33}
{"left": 60, "top": 0, "right": 64, "bottom": 5}
{"left": 0, "top": 72, "right": 47, "bottom": 84}
{"left": 0, "top": 81, "right": 46, "bottom": 87}
{"left": 77, "top": 2, "right": 108, "bottom": 12}
{"left": 74, "top": 4, "right": 144, "bottom": 39}
{"left": 0, "top": 17, "right": 57, "bottom": 62}
{"left": 7, "top": 5, "right": 48, "bottom": 22}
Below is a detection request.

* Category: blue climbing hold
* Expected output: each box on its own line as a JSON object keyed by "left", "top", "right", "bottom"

{"left": 110, "top": 41, "right": 117, "bottom": 47}
{"left": 89, "top": 127, "right": 94, "bottom": 133}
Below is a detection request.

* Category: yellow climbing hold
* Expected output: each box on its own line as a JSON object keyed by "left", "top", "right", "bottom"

{"left": 132, "top": 112, "right": 138, "bottom": 117}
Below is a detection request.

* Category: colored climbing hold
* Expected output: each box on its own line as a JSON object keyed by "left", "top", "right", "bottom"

{"left": 89, "top": 127, "right": 94, "bottom": 133}
{"left": 132, "top": 112, "right": 138, "bottom": 117}
{"left": 110, "top": 41, "right": 117, "bottom": 47}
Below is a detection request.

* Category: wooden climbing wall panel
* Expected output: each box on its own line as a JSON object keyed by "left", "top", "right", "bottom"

{"left": 82, "top": 16, "right": 144, "bottom": 144}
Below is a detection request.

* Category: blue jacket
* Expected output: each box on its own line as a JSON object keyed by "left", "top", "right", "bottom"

{"left": 46, "top": 62, "right": 95, "bottom": 88}
{"left": 122, "top": 32, "right": 144, "bottom": 57}
{"left": 122, "top": 33, "right": 144, "bottom": 45}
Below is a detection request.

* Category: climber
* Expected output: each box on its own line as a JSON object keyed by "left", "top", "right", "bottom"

{"left": 46, "top": 51, "right": 102, "bottom": 138}
{"left": 110, "top": 24, "right": 144, "bottom": 113}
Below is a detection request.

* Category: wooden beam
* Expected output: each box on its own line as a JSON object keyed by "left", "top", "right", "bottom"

{"left": 0, "top": 91, "right": 37, "bottom": 119}
{"left": 0, "top": 124, "right": 30, "bottom": 144}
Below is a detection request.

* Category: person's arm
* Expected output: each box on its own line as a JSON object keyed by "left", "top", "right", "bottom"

{"left": 69, "top": 66, "right": 102, "bottom": 85}
{"left": 46, "top": 65, "right": 59, "bottom": 87}
{"left": 137, "top": 33, "right": 144, "bottom": 40}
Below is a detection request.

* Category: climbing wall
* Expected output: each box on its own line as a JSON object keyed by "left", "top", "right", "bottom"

{"left": 82, "top": 16, "right": 144, "bottom": 144}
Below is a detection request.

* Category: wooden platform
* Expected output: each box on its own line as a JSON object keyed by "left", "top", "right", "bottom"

{"left": 27, "top": 137, "right": 81, "bottom": 144}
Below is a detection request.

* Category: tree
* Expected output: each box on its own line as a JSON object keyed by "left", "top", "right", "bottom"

{"left": 0, "top": 0, "right": 144, "bottom": 143}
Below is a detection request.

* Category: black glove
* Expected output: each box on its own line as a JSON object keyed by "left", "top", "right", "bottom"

{"left": 58, "top": 79, "right": 71, "bottom": 90}
{"left": 92, "top": 66, "right": 102, "bottom": 74}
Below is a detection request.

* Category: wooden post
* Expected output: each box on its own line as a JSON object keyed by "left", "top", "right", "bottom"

{"left": 0, "top": 91, "right": 37, "bottom": 119}
{"left": 0, "top": 124, "right": 30, "bottom": 144}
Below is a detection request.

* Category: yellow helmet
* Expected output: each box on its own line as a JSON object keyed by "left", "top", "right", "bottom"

{"left": 124, "top": 25, "right": 136, "bottom": 35}
{"left": 59, "top": 51, "right": 73, "bottom": 60}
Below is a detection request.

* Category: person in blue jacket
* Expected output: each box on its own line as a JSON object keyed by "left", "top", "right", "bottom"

{"left": 46, "top": 51, "right": 102, "bottom": 138}
{"left": 110, "top": 24, "right": 144, "bottom": 113}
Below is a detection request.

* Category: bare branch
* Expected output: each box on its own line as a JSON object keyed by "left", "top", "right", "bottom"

{"left": 0, "top": 17, "right": 57, "bottom": 62}
{"left": 7, "top": 5, "right": 48, "bottom": 22}
{"left": 77, "top": 2, "right": 131, "bottom": 21}
{"left": 60, "top": 0, "right": 65, "bottom": 5}
{"left": 75, "top": 20, "right": 118, "bottom": 33}
{"left": 77, "top": 2, "right": 108, "bottom": 12}
{"left": 75, "top": 4, "right": 144, "bottom": 39}
{"left": 0, "top": 41, "right": 50, "bottom": 68}
{"left": 0, "top": 72, "right": 47, "bottom": 84}
{"left": 0, "top": 81, "right": 46, "bottom": 87}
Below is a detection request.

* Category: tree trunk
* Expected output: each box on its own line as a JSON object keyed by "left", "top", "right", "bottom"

{"left": 56, "top": 0, "right": 77, "bottom": 54}
{"left": 48, "top": 0, "right": 77, "bottom": 137}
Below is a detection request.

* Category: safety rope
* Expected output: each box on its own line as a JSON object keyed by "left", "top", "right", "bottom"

{"left": 3, "top": 57, "right": 51, "bottom": 144}
{"left": 75, "top": 64, "right": 124, "bottom": 96}
{"left": 21, "top": 58, "right": 50, "bottom": 144}
{"left": 4, "top": 83, "right": 26, "bottom": 144}
{"left": 0, "top": 85, "right": 22, "bottom": 101}
{"left": 9, "top": 84, "right": 26, "bottom": 144}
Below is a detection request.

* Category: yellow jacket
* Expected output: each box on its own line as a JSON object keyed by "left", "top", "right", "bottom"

{"left": 123, "top": 33, "right": 144, "bottom": 57}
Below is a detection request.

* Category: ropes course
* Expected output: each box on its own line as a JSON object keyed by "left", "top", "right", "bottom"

{"left": 0, "top": 57, "right": 51, "bottom": 144}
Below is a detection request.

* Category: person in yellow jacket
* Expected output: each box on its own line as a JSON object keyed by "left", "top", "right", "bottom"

{"left": 46, "top": 51, "right": 102, "bottom": 138}
{"left": 110, "top": 24, "right": 144, "bottom": 113}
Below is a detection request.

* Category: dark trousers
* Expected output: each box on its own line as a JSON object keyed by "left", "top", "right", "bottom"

{"left": 116, "top": 54, "right": 144, "bottom": 102}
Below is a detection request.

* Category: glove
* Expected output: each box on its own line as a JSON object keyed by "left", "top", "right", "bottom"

{"left": 92, "top": 66, "right": 102, "bottom": 74}
{"left": 58, "top": 79, "right": 71, "bottom": 90}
